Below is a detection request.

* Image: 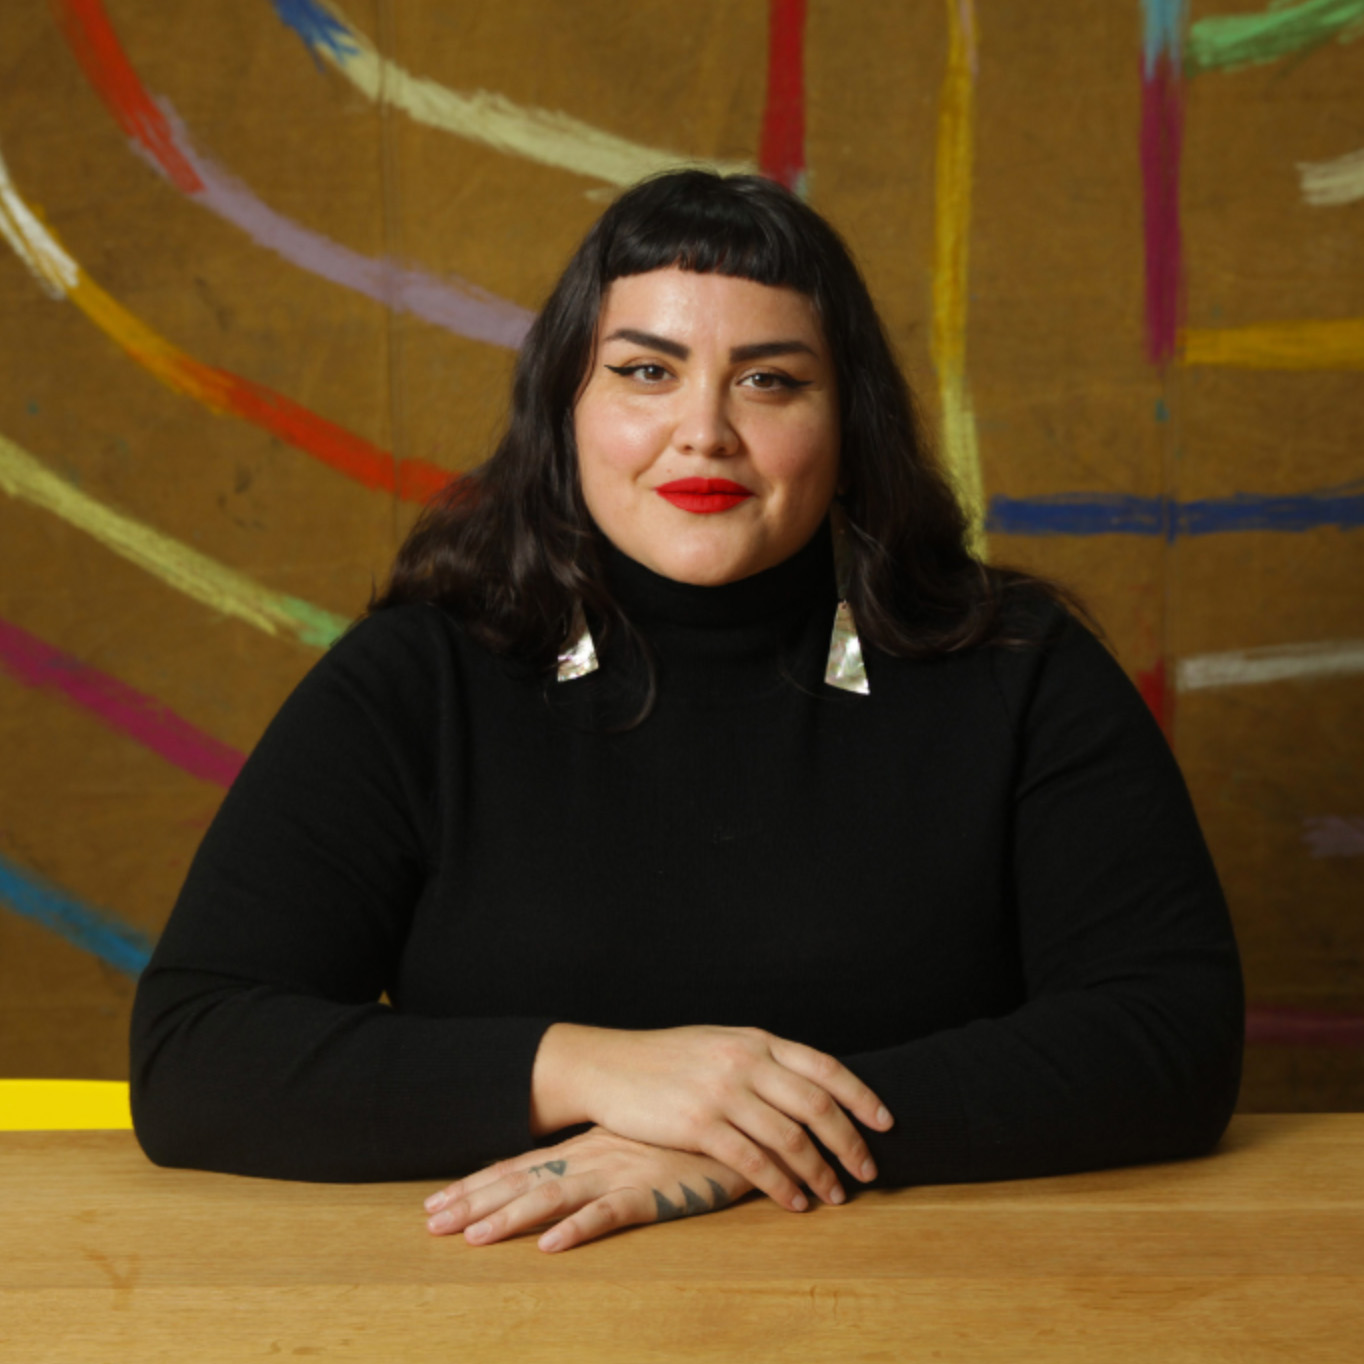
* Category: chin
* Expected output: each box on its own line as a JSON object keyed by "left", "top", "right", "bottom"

{"left": 646, "top": 541, "right": 759, "bottom": 587}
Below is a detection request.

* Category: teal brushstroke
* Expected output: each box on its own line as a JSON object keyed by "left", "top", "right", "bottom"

{"left": 1143, "top": 0, "right": 1188, "bottom": 74}
{"left": 1187, "top": 0, "right": 1364, "bottom": 75}
{"left": 0, "top": 851, "right": 153, "bottom": 977}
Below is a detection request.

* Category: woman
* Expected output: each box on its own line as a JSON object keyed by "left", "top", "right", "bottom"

{"left": 131, "top": 171, "right": 1243, "bottom": 1254}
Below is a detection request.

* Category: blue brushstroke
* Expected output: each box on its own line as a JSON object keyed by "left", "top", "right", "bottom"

{"left": 269, "top": 0, "right": 360, "bottom": 65}
{"left": 0, "top": 851, "right": 153, "bottom": 977}
{"left": 1143, "top": 0, "right": 1188, "bottom": 74}
{"left": 988, "top": 482, "right": 1364, "bottom": 538}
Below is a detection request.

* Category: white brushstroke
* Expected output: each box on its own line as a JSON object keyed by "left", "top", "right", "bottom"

{"left": 1177, "top": 639, "right": 1364, "bottom": 691}
{"left": 312, "top": 0, "right": 753, "bottom": 185}
{"left": 1302, "top": 816, "right": 1364, "bottom": 858}
{"left": 1299, "top": 146, "right": 1364, "bottom": 206}
{"left": 0, "top": 153, "right": 78, "bottom": 298}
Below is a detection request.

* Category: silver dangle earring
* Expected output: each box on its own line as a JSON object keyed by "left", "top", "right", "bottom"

{"left": 824, "top": 506, "right": 870, "bottom": 696}
{"left": 557, "top": 602, "right": 599, "bottom": 682}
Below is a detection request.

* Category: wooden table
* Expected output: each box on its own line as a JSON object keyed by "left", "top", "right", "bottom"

{"left": 2, "top": 1115, "right": 1360, "bottom": 1363}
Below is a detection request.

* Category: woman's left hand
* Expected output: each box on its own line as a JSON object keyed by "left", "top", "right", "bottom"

{"left": 423, "top": 1127, "right": 754, "bottom": 1253}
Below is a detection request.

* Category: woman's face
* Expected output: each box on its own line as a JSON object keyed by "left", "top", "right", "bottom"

{"left": 574, "top": 267, "right": 840, "bottom": 586}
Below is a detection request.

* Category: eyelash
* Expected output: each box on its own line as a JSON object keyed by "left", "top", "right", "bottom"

{"left": 603, "top": 364, "right": 811, "bottom": 391}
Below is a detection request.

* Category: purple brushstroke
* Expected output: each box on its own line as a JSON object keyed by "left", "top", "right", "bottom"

{"left": 1302, "top": 816, "right": 1364, "bottom": 858}
{"left": 139, "top": 102, "right": 533, "bottom": 350}
{"left": 0, "top": 616, "right": 245, "bottom": 788}
{"left": 1141, "top": 52, "right": 1184, "bottom": 366}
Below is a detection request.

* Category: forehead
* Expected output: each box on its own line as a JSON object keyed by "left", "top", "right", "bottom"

{"left": 597, "top": 268, "right": 825, "bottom": 348}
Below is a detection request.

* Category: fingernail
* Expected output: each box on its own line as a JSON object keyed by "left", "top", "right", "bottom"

{"left": 791, "top": 1193, "right": 809, "bottom": 1212}
{"left": 466, "top": 1220, "right": 491, "bottom": 1242}
{"left": 861, "top": 1159, "right": 877, "bottom": 1181}
{"left": 427, "top": 1210, "right": 454, "bottom": 1233}
{"left": 876, "top": 1106, "right": 892, "bottom": 1127}
{"left": 424, "top": 1192, "right": 447, "bottom": 1212}
{"left": 829, "top": 1184, "right": 846, "bottom": 1205}
{"left": 540, "top": 1231, "right": 563, "bottom": 1252}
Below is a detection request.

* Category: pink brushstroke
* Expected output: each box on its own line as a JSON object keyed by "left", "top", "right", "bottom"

{"left": 1140, "top": 52, "right": 1184, "bottom": 366}
{"left": 0, "top": 617, "right": 245, "bottom": 788}
{"left": 1247, "top": 1006, "right": 1364, "bottom": 1047}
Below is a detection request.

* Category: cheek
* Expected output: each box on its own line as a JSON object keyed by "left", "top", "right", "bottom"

{"left": 756, "top": 415, "right": 840, "bottom": 502}
{"left": 575, "top": 400, "right": 663, "bottom": 488}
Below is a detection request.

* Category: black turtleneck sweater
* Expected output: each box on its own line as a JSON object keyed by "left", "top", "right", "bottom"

{"left": 130, "top": 530, "right": 1243, "bottom": 1186}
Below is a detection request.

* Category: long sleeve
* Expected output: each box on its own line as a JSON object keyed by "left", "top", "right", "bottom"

{"left": 130, "top": 609, "right": 554, "bottom": 1181}
{"left": 842, "top": 615, "right": 1244, "bottom": 1187}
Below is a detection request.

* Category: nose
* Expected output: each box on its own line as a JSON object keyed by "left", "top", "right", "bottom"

{"left": 673, "top": 382, "right": 740, "bottom": 458}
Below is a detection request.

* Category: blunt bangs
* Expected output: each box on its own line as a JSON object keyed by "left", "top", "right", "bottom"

{"left": 597, "top": 173, "right": 826, "bottom": 297}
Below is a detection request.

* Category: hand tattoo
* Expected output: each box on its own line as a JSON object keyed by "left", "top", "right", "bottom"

{"left": 529, "top": 1160, "right": 568, "bottom": 1178}
{"left": 652, "top": 1177, "right": 731, "bottom": 1222}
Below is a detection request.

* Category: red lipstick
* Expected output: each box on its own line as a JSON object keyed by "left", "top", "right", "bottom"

{"left": 655, "top": 478, "right": 754, "bottom": 513}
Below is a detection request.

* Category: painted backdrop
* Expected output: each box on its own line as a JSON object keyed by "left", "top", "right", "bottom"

{"left": 1, "top": 0, "right": 1361, "bottom": 1107}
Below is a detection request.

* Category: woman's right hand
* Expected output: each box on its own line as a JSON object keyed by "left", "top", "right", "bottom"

{"left": 530, "top": 1023, "right": 894, "bottom": 1212}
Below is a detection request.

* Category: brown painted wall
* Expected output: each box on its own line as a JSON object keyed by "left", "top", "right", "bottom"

{"left": 1, "top": 1, "right": 1360, "bottom": 1108}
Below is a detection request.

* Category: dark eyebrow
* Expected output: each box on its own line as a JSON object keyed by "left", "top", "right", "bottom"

{"left": 602, "top": 328, "right": 689, "bottom": 360}
{"left": 728, "top": 340, "right": 817, "bottom": 363}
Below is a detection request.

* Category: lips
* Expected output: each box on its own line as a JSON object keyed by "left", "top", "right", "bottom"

{"left": 655, "top": 478, "right": 755, "bottom": 514}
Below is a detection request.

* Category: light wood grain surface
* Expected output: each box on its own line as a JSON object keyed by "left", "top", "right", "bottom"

{"left": 1, "top": 1115, "right": 1361, "bottom": 1362}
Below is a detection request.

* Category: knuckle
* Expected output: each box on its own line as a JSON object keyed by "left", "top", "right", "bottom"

{"left": 805, "top": 1087, "right": 834, "bottom": 1119}
{"left": 593, "top": 1198, "right": 623, "bottom": 1231}
{"left": 810, "top": 1051, "right": 839, "bottom": 1081}
{"left": 537, "top": 1181, "right": 566, "bottom": 1212}
{"left": 737, "top": 1148, "right": 768, "bottom": 1178}
{"left": 776, "top": 1122, "right": 808, "bottom": 1156}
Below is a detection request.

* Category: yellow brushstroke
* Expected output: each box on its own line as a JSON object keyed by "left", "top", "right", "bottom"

{"left": 0, "top": 1080, "right": 131, "bottom": 1131}
{"left": 0, "top": 433, "right": 347, "bottom": 649}
{"left": 1181, "top": 318, "right": 1364, "bottom": 369}
{"left": 316, "top": 0, "right": 752, "bottom": 185}
{"left": 1, "top": 148, "right": 243, "bottom": 412}
{"left": 930, "top": 0, "right": 986, "bottom": 556}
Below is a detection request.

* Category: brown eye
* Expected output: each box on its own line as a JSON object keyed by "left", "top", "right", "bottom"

{"left": 741, "top": 371, "right": 809, "bottom": 391}
{"left": 604, "top": 363, "right": 670, "bottom": 383}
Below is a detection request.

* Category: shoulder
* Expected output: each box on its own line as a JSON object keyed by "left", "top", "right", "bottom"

{"left": 258, "top": 603, "right": 504, "bottom": 757}
{"left": 980, "top": 594, "right": 1172, "bottom": 772}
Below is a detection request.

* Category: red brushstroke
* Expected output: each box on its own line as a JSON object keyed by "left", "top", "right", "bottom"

{"left": 206, "top": 368, "right": 450, "bottom": 503}
{"left": 52, "top": 0, "right": 202, "bottom": 192}
{"left": 48, "top": 0, "right": 455, "bottom": 504}
{"left": 1247, "top": 1006, "right": 1364, "bottom": 1048}
{"left": 0, "top": 616, "right": 245, "bottom": 787}
{"left": 1140, "top": 52, "right": 1184, "bottom": 366}
{"left": 760, "top": 0, "right": 807, "bottom": 193}
{"left": 1137, "top": 656, "right": 1175, "bottom": 741}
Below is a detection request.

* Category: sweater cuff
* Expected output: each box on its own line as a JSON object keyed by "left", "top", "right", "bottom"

{"left": 840, "top": 1041, "right": 974, "bottom": 1188}
{"left": 374, "top": 1014, "right": 557, "bottom": 1179}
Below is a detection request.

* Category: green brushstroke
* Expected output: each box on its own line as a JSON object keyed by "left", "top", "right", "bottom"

{"left": 281, "top": 595, "right": 348, "bottom": 649}
{"left": 1187, "top": 0, "right": 1364, "bottom": 74}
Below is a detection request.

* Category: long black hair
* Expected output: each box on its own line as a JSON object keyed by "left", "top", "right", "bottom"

{"left": 374, "top": 170, "right": 1074, "bottom": 667}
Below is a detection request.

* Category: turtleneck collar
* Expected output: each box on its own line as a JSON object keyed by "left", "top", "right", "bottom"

{"left": 601, "top": 519, "right": 835, "bottom": 632}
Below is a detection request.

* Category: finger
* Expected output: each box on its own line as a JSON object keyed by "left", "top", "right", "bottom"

{"left": 729, "top": 1091, "right": 847, "bottom": 1204}
{"left": 538, "top": 1188, "right": 653, "bottom": 1253}
{"left": 754, "top": 1067, "right": 879, "bottom": 1186}
{"left": 698, "top": 1123, "right": 809, "bottom": 1213}
{"left": 425, "top": 1154, "right": 569, "bottom": 1214}
{"left": 427, "top": 1164, "right": 570, "bottom": 1236}
{"left": 766, "top": 1038, "right": 894, "bottom": 1134}
{"left": 452, "top": 1172, "right": 597, "bottom": 1247}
